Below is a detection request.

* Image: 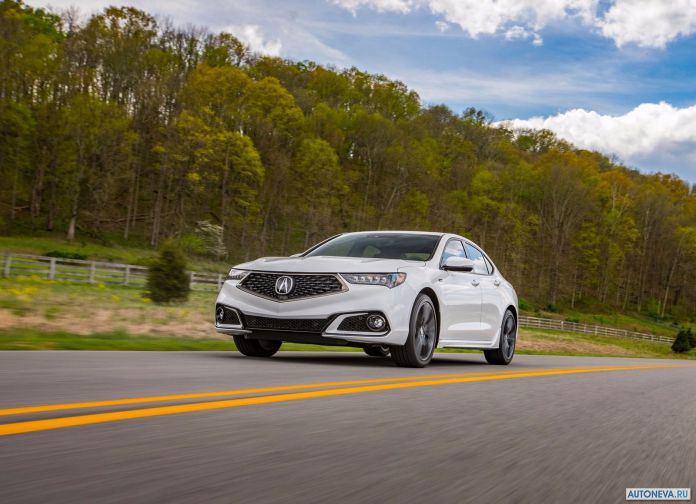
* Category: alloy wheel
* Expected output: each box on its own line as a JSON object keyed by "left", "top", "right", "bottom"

{"left": 502, "top": 314, "right": 516, "bottom": 361}
{"left": 415, "top": 302, "right": 437, "bottom": 360}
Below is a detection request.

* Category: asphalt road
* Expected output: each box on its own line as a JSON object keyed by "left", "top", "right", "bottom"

{"left": 0, "top": 351, "right": 695, "bottom": 504}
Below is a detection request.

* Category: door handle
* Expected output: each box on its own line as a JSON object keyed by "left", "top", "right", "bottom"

{"left": 471, "top": 279, "right": 480, "bottom": 287}
{"left": 494, "top": 279, "right": 501, "bottom": 287}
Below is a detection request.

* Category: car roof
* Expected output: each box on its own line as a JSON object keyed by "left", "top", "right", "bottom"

{"left": 334, "top": 231, "right": 486, "bottom": 249}
{"left": 340, "top": 230, "right": 445, "bottom": 237}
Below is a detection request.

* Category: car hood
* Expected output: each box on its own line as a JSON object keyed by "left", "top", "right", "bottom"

{"left": 234, "top": 256, "right": 426, "bottom": 273}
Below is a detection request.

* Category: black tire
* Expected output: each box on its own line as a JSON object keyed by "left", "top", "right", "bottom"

{"left": 363, "top": 345, "right": 390, "bottom": 357}
{"left": 233, "top": 336, "right": 282, "bottom": 357}
{"left": 391, "top": 294, "right": 438, "bottom": 368}
{"left": 484, "top": 309, "right": 516, "bottom": 365}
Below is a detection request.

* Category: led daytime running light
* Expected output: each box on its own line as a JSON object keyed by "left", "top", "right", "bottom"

{"left": 227, "top": 269, "right": 249, "bottom": 281}
{"left": 340, "top": 272, "right": 406, "bottom": 288}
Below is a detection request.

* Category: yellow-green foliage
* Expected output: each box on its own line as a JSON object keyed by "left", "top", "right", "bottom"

{"left": 1, "top": 1, "right": 696, "bottom": 321}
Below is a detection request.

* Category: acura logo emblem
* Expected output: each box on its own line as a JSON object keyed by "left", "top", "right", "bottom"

{"left": 275, "top": 275, "right": 294, "bottom": 295}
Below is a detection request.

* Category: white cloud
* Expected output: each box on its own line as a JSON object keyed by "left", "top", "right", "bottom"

{"left": 392, "top": 62, "right": 630, "bottom": 115}
{"left": 331, "top": 0, "right": 696, "bottom": 48}
{"left": 231, "top": 24, "right": 282, "bottom": 56}
{"left": 504, "top": 25, "right": 544, "bottom": 45}
{"left": 334, "top": 0, "right": 420, "bottom": 14}
{"left": 505, "top": 26, "right": 531, "bottom": 40}
{"left": 333, "top": 0, "right": 595, "bottom": 43}
{"left": 499, "top": 102, "right": 696, "bottom": 179}
{"left": 434, "top": 20, "right": 449, "bottom": 32}
{"left": 427, "top": 0, "right": 596, "bottom": 38}
{"left": 334, "top": 0, "right": 415, "bottom": 14}
{"left": 26, "top": 0, "right": 351, "bottom": 64}
{"left": 598, "top": 0, "right": 696, "bottom": 48}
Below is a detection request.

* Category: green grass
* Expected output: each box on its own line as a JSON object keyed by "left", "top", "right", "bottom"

{"left": 0, "top": 329, "right": 231, "bottom": 351}
{"left": 1, "top": 326, "right": 693, "bottom": 360}
{"left": 0, "top": 232, "right": 228, "bottom": 272}
{"left": 525, "top": 307, "right": 688, "bottom": 338}
{"left": 554, "top": 331, "right": 675, "bottom": 356}
{"left": 0, "top": 234, "right": 155, "bottom": 264}
{"left": 0, "top": 328, "right": 361, "bottom": 352}
{"left": 517, "top": 327, "right": 695, "bottom": 359}
{"left": 0, "top": 274, "right": 213, "bottom": 313}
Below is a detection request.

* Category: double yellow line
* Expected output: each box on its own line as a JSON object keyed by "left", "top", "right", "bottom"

{"left": 0, "top": 364, "right": 688, "bottom": 436}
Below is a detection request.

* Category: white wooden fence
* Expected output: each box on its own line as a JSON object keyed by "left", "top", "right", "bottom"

{"left": 519, "top": 315, "right": 674, "bottom": 344}
{"left": 1, "top": 253, "right": 226, "bottom": 290}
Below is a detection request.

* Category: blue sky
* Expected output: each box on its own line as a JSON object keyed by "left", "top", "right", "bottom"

{"left": 29, "top": 0, "right": 696, "bottom": 181}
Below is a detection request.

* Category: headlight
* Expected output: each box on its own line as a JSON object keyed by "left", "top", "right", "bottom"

{"left": 227, "top": 269, "right": 249, "bottom": 281}
{"left": 340, "top": 272, "right": 406, "bottom": 288}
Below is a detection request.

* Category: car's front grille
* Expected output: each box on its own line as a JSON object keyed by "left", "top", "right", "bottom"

{"left": 243, "top": 315, "right": 329, "bottom": 333}
{"left": 238, "top": 272, "right": 345, "bottom": 301}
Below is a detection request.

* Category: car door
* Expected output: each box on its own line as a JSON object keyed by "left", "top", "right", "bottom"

{"left": 464, "top": 242, "right": 503, "bottom": 344}
{"left": 437, "top": 239, "right": 483, "bottom": 345}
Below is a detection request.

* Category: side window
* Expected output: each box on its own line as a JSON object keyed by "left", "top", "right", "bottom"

{"left": 464, "top": 243, "right": 489, "bottom": 275}
{"left": 441, "top": 239, "right": 466, "bottom": 267}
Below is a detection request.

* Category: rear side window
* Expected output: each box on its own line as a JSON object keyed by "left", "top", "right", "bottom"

{"left": 464, "top": 243, "right": 489, "bottom": 275}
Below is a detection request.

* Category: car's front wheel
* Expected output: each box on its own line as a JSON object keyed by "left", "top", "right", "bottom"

{"left": 363, "top": 345, "right": 390, "bottom": 357}
{"left": 484, "top": 309, "right": 516, "bottom": 365}
{"left": 233, "top": 336, "right": 282, "bottom": 357}
{"left": 391, "top": 294, "right": 438, "bottom": 368}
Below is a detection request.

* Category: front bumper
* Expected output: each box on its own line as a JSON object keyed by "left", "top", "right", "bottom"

{"left": 214, "top": 279, "right": 415, "bottom": 346}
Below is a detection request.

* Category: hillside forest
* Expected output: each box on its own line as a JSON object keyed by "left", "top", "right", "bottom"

{"left": 2, "top": 1, "right": 696, "bottom": 320}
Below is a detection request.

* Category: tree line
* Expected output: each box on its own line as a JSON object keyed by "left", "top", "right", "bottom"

{"left": 1, "top": 0, "right": 696, "bottom": 320}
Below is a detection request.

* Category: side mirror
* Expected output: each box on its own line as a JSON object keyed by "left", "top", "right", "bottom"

{"left": 443, "top": 256, "right": 475, "bottom": 272}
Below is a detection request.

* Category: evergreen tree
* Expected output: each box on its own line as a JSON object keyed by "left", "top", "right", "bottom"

{"left": 671, "top": 329, "right": 692, "bottom": 354}
{"left": 146, "top": 242, "right": 190, "bottom": 303}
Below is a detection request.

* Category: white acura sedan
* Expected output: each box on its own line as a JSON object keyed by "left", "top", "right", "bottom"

{"left": 215, "top": 231, "right": 518, "bottom": 368}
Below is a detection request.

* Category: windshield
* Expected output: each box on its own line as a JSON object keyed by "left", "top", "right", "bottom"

{"left": 304, "top": 233, "right": 442, "bottom": 261}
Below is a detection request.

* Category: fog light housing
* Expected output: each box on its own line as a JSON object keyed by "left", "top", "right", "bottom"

{"left": 366, "top": 314, "right": 386, "bottom": 331}
{"left": 216, "top": 306, "right": 225, "bottom": 325}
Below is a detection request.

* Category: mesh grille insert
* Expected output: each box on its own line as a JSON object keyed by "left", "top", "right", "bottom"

{"left": 337, "top": 314, "right": 370, "bottom": 332}
{"left": 337, "top": 313, "right": 390, "bottom": 333}
{"left": 218, "top": 306, "right": 241, "bottom": 325}
{"left": 244, "top": 315, "right": 329, "bottom": 332}
{"left": 239, "top": 272, "right": 344, "bottom": 301}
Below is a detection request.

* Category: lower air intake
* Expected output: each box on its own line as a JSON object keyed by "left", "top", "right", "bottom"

{"left": 243, "top": 315, "right": 329, "bottom": 333}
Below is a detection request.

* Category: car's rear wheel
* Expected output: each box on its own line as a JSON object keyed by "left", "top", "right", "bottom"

{"left": 391, "top": 294, "right": 438, "bottom": 368}
{"left": 363, "top": 345, "right": 390, "bottom": 357}
{"left": 233, "top": 336, "right": 282, "bottom": 357}
{"left": 484, "top": 309, "right": 516, "bottom": 365}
